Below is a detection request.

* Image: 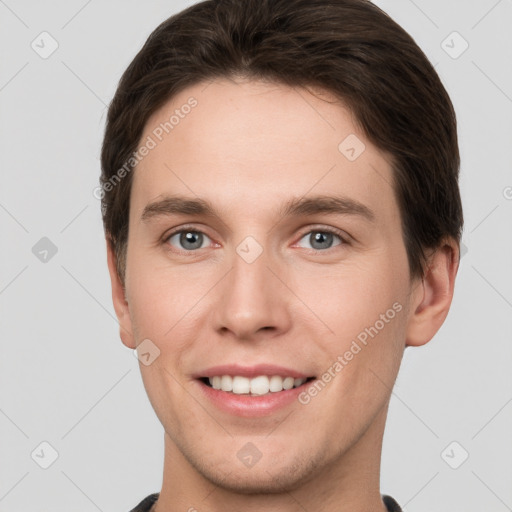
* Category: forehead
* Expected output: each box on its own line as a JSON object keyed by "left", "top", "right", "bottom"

{"left": 131, "top": 78, "right": 398, "bottom": 227}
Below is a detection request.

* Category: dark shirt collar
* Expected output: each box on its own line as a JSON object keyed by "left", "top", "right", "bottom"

{"left": 130, "top": 493, "right": 403, "bottom": 512}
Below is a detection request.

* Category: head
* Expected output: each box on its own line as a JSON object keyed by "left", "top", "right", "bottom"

{"left": 101, "top": 0, "right": 462, "bottom": 495}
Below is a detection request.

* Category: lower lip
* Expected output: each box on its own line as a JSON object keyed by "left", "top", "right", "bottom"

{"left": 196, "top": 379, "right": 312, "bottom": 417}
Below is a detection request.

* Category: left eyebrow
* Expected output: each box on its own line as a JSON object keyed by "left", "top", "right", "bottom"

{"left": 279, "top": 195, "right": 375, "bottom": 222}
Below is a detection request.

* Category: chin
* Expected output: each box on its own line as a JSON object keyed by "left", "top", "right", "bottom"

{"left": 192, "top": 451, "right": 321, "bottom": 494}
{"left": 203, "top": 470, "right": 307, "bottom": 494}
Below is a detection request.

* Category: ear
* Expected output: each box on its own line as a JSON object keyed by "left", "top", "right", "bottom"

{"left": 405, "top": 239, "right": 460, "bottom": 347}
{"left": 106, "top": 237, "right": 136, "bottom": 349}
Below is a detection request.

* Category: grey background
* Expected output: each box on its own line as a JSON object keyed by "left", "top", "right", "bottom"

{"left": 0, "top": 0, "right": 511, "bottom": 510}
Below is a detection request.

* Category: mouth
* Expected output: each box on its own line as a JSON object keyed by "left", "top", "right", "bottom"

{"left": 194, "top": 364, "right": 317, "bottom": 416}
{"left": 199, "top": 375, "right": 316, "bottom": 396}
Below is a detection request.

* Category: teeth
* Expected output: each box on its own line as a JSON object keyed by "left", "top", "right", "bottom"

{"left": 206, "top": 375, "right": 307, "bottom": 395}
{"left": 232, "top": 376, "right": 250, "bottom": 394}
{"left": 221, "top": 375, "right": 232, "bottom": 392}
{"left": 250, "top": 375, "right": 270, "bottom": 395}
{"left": 212, "top": 376, "right": 221, "bottom": 390}
{"left": 269, "top": 375, "right": 283, "bottom": 392}
{"left": 283, "top": 377, "right": 294, "bottom": 390}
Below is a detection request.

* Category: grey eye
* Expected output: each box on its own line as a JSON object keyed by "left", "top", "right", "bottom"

{"left": 297, "top": 231, "right": 342, "bottom": 250}
{"left": 168, "top": 230, "right": 210, "bottom": 250}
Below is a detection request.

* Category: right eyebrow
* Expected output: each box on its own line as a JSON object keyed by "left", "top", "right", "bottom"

{"left": 140, "top": 196, "right": 217, "bottom": 222}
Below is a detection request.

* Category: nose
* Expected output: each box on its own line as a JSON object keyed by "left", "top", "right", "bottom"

{"left": 213, "top": 244, "right": 292, "bottom": 342}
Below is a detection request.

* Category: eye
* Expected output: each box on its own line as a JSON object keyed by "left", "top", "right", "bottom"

{"left": 166, "top": 230, "right": 212, "bottom": 251}
{"left": 296, "top": 230, "right": 343, "bottom": 250}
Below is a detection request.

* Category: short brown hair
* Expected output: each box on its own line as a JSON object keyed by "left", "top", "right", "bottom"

{"left": 100, "top": 0, "right": 463, "bottom": 284}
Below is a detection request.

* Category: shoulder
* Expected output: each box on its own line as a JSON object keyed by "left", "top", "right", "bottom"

{"left": 382, "top": 494, "right": 403, "bottom": 512}
{"left": 129, "top": 493, "right": 400, "bottom": 511}
{"left": 128, "top": 493, "right": 159, "bottom": 512}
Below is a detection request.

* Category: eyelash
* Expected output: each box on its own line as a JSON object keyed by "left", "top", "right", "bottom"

{"left": 162, "top": 225, "right": 212, "bottom": 252}
{"left": 294, "top": 226, "right": 349, "bottom": 251}
{"left": 162, "top": 225, "right": 349, "bottom": 253}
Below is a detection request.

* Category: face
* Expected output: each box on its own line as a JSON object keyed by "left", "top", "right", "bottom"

{"left": 115, "top": 78, "right": 425, "bottom": 492}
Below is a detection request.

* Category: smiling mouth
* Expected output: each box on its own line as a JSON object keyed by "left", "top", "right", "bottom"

{"left": 199, "top": 375, "right": 316, "bottom": 396}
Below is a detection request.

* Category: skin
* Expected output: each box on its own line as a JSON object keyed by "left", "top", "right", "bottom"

{"left": 107, "top": 77, "right": 459, "bottom": 512}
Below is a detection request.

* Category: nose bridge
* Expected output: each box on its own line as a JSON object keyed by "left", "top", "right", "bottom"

{"left": 214, "top": 238, "right": 290, "bottom": 339}
{"left": 231, "top": 242, "right": 270, "bottom": 296}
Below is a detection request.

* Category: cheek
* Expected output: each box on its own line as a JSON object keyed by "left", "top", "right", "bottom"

{"left": 125, "top": 252, "right": 217, "bottom": 348}
{"left": 293, "top": 257, "right": 407, "bottom": 340}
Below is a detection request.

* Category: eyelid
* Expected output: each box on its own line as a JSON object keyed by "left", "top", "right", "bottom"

{"left": 292, "top": 225, "right": 351, "bottom": 247}
{"left": 163, "top": 224, "right": 211, "bottom": 241}
{"left": 162, "top": 224, "right": 218, "bottom": 252}
{"left": 161, "top": 223, "right": 351, "bottom": 253}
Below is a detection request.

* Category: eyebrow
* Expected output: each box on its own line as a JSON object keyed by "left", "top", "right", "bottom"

{"left": 141, "top": 196, "right": 218, "bottom": 222}
{"left": 280, "top": 195, "right": 375, "bottom": 221}
{"left": 140, "top": 194, "right": 375, "bottom": 223}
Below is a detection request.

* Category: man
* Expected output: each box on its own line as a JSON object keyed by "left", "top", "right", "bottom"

{"left": 100, "top": 0, "right": 463, "bottom": 510}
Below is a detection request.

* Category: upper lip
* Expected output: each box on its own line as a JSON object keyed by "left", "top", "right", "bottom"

{"left": 193, "top": 364, "right": 312, "bottom": 379}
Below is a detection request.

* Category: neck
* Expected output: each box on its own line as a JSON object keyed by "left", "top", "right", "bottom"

{"left": 154, "top": 405, "right": 389, "bottom": 512}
